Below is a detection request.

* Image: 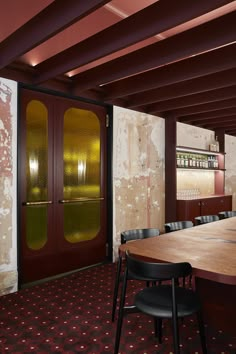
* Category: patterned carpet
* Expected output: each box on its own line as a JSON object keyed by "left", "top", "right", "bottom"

{"left": 0, "top": 262, "right": 235, "bottom": 353}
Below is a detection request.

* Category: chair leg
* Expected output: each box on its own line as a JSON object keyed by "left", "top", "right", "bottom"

{"left": 114, "top": 308, "right": 124, "bottom": 354}
{"left": 172, "top": 317, "right": 180, "bottom": 354}
{"left": 171, "top": 280, "right": 180, "bottom": 354}
{"left": 154, "top": 318, "right": 162, "bottom": 343}
{"left": 114, "top": 268, "right": 128, "bottom": 354}
{"left": 112, "top": 257, "right": 122, "bottom": 322}
{"left": 189, "top": 275, "right": 192, "bottom": 286}
{"left": 197, "top": 311, "right": 208, "bottom": 354}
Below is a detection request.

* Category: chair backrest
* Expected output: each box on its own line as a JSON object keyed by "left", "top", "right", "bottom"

{"left": 121, "top": 228, "right": 160, "bottom": 244}
{"left": 194, "top": 214, "right": 219, "bottom": 225}
{"left": 218, "top": 210, "right": 236, "bottom": 219}
{"left": 164, "top": 220, "right": 193, "bottom": 233}
{"left": 125, "top": 251, "right": 192, "bottom": 281}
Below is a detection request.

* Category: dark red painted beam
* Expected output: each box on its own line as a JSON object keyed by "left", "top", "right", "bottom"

{"left": 71, "top": 11, "right": 236, "bottom": 94}
{"left": 162, "top": 98, "right": 236, "bottom": 118}
{"left": 200, "top": 116, "right": 236, "bottom": 129}
{"left": 202, "top": 120, "right": 236, "bottom": 129}
{"left": 225, "top": 129, "right": 236, "bottom": 135}
{"left": 191, "top": 115, "right": 236, "bottom": 126}
{"left": 0, "top": 65, "right": 34, "bottom": 84}
{"left": 103, "top": 44, "right": 236, "bottom": 100}
{"left": 0, "top": 0, "right": 111, "bottom": 69}
{"left": 179, "top": 107, "right": 236, "bottom": 122}
{"left": 145, "top": 86, "right": 236, "bottom": 114}
{"left": 126, "top": 69, "right": 236, "bottom": 108}
{"left": 34, "top": 0, "right": 235, "bottom": 84}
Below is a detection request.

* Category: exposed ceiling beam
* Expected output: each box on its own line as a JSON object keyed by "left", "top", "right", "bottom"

{"left": 179, "top": 107, "right": 236, "bottom": 122}
{"left": 0, "top": 0, "right": 110, "bottom": 69}
{"left": 34, "top": 0, "right": 235, "bottom": 84}
{"left": 144, "top": 86, "right": 236, "bottom": 114}
{"left": 202, "top": 120, "right": 236, "bottom": 129}
{"left": 125, "top": 69, "right": 236, "bottom": 108}
{"left": 103, "top": 44, "right": 236, "bottom": 100}
{"left": 191, "top": 115, "right": 236, "bottom": 125}
{"left": 162, "top": 98, "right": 236, "bottom": 118}
{"left": 225, "top": 129, "right": 236, "bottom": 134}
{"left": 71, "top": 11, "right": 236, "bottom": 94}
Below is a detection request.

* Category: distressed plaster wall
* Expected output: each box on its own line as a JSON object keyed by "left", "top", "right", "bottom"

{"left": 113, "top": 106, "right": 165, "bottom": 259}
{"left": 0, "top": 78, "right": 17, "bottom": 295}
{"left": 177, "top": 122, "right": 215, "bottom": 150}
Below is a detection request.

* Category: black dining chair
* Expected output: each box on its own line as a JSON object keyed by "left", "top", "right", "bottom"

{"left": 111, "top": 228, "right": 160, "bottom": 322}
{"left": 164, "top": 220, "right": 194, "bottom": 285}
{"left": 164, "top": 220, "right": 193, "bottom": 233}
{"left": 194, "top": 214, "right": 219, "bottom": 225}
{"left": 114, "top": 251, "right": 207, "bottom": 354}
{"left": 218, "top": 210, "right": 236, "bottom": 219}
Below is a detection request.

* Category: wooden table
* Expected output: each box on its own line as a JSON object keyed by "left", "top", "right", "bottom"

{"left": 119, "top": 217, "right": 236, "bottom": 335}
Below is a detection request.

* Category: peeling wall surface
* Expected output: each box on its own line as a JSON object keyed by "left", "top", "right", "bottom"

{"left": 0, "top": 78, "right": 17, "bottom": 295}
{"left": 113, "top": 106, "right": 165, "bottom": 259}
{"left": 225, "top": 134, "right": 236, "bottom": 209}
{"left": 177, "top": 122, "right": 215, "bottom": 150}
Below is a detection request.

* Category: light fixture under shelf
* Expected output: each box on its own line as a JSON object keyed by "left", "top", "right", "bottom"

{"left": 177, "top": 168, "right": 225, "bottom": 172}
{"left": 176, "top": 146, "right": 224, "bottom": 156}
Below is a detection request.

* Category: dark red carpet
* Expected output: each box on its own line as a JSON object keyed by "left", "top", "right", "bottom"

{"left": 0, "top": 263, "right": 235, "bottom": 353}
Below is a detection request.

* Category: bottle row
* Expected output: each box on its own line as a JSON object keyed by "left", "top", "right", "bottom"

{"left": 176, "top": 153, "right": 219, "bottom": 169}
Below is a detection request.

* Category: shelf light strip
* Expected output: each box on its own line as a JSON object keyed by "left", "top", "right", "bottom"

{"left": 177, "top": 168, "right": 224, "bottom": 172}
{"left": 176, "top": 147, "right": 222, "bottom": 156}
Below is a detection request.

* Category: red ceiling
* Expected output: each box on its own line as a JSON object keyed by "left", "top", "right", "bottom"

{"left": 0, "top": 0, "right": 235, "bottom": 134}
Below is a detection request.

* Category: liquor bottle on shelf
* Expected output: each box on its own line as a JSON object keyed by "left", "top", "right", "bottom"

{"left": 199, "top": 155, "right": 203, "bottom": 168}
{"left": 214, "top": 156, "right": 219, "bottom": 168}
{"left": 176, "top": 153, "right": 180, "bottom": 167}
{"left": 189, "top": 155, "right": 193, "bottom": 167}
{"left": 215, "top": 136, "right": 220, "bottom": 152}
{"left": 184, "top": 155, "right": 189, "bottom": 167}
{"left": 208, "top": 155, "right": 212, "bottom": 168}
{"left": 196, "top": 155, "right": 200, "bottom": 168}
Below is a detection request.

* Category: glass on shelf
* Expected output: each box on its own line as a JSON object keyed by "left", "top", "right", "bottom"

{"left": 177, "top": 188, "right": 200, "bottom": 200}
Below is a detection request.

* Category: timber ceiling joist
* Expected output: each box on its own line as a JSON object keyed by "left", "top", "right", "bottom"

{"left": 0, "top": 0, "right": 236, "bottom": 135}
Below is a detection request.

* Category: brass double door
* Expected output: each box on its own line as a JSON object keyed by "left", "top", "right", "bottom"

{"left": 19, "top": 89, "right": 108, "bottom": 284}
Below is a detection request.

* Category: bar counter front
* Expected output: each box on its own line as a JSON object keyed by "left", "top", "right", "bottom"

{"left": 119, "top": 217, "right": 236, "bottom": 335}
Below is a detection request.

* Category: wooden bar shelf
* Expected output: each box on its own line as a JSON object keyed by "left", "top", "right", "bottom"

{"left": 176, "top": 146, "right": 232, "bottom": 221}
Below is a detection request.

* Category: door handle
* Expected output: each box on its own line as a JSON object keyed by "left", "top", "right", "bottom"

{"left": 22, "top": 200, "right": 53, "bottom": 206}
{"left": 59, "top": 197, "right": 104, "bottom": 204}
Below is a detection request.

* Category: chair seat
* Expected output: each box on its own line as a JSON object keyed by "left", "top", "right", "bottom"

{"left": 135, "top": 285, "right": 201, "bottom": 318}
